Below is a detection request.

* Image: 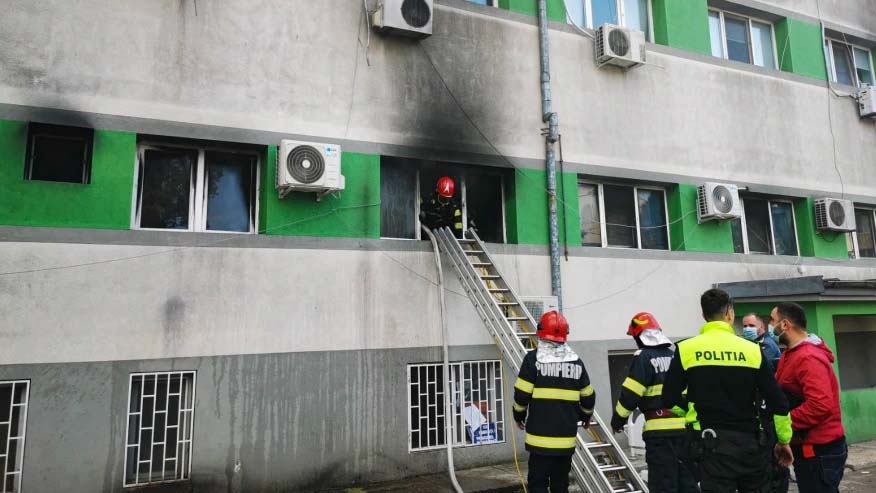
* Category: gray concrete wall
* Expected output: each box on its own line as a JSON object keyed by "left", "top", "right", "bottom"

{"left": 0, "top": 343, "right": 629, "bottom": 492}
{"left": 1, "top": 1, "right": 875, "bottom": 198}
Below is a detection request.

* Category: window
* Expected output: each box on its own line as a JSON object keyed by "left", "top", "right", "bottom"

{"left": 833, "top": 315, "right": 876, "bottom": 390}
{"left": 825, "top": 39, "right": 874, "bottom": 87}
{"left": 731, "top": 198, "right": 798, "bottom": 255}
{"left": 0, "top": 381, "right": 29, "bottom": 493}
{"left": 124, "top": 371, "right": 196, "bottom": 487}
{"left": 408, "top": 361, "right": 506, "bottom": 451}
{"left": 380, "top": 157, "right": 507, "bottom": 243}
{"left": 578, "top": 181, "right": 669, "bottom": 250}
{"left": 848, "top": 208, "right": 876, "bottom": 259}
{"left": 25, "top": 123, "right": 93, "bottom": 184}
{"left": 466, "top": 0, "right": 498, "bottom": 5}
{"left": 566, "top": 0, "right": 652, "bottom": 41}
{"left": 708, "top": 10, "right": 776, "bottom": 69}
{"left": 134, "top": 142, "right": 259, "bottom": 233}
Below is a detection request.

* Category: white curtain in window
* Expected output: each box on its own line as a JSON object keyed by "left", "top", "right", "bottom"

{"left": 709, "top": 12, "right": 724, "bottom": 58}
{"left": 751, "top": 21, "right": 775, "bottom": 69}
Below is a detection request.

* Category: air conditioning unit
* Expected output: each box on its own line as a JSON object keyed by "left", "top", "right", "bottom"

{"left": 595, "top": 24, "right": 645, "bottom": 69}
{"left": 815, "top": 198, "right": 856, "bottom": 232}
{"left": 858, "top": 86, "right": 876, "bottom": 119}
{"left": 520, "top": 296, "right": 559, "bottom": 323}
{"left": 372, "top": 0, "right": 432, "bottom": 39}
{"left": 276, "top": 140, "right": 345, "bottom": 199}
{"left": 697, "top": 182, "right": 743, "bottom": 223}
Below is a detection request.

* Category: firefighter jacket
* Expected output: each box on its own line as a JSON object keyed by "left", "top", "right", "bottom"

{"left": 610, "top": 345, "right": 687, "bottom": 438}
{"left": 419, "top": 193, "right": 462, "bottom": 234}
{"left": 663, "top": 321, "right": 793, "bottom": 445}
{"left": 513, "top": 348, "right": 595, "bottom": 456}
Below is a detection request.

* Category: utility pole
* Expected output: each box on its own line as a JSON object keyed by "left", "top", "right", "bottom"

{"left": 536, "top": 0, "right": 563, "bottom": 312}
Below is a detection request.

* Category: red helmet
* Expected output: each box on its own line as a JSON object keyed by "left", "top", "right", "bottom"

{"left": 627, "top": 312, "right": 661, "bottom": 337}
{"left": 537, "top": 310, "right": 569, "bottom": 343}
{"left": 436, "top": 176, "right": 455, "bottom": 198}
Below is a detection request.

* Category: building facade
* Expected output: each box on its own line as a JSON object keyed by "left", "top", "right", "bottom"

{"left": 1, "top": 0, "right": 876, "bottom": 491}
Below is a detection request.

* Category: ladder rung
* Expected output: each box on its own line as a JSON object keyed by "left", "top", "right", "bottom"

{"left": 506, "top": 317, "right": 529, "bottom": 321}
{"left": 465, "top": 250, "right": 484, "bottom": 254}
{"left": 459, "top": 239, "right": 476, "bottom": 243}
{"left": 471, "top": 262, "right": 492, "bottom": 267}
{"left": 497, "top": 302, "right": 519, "bottom": 306}
{"left": 515, "top": 332, "right": 536, "bottom": 338}
{"left": 584, "top": 442, "right": 612, "bottom": 449}
{"left": 480, "top": 275, "right": 501, "bottom": 279}
{"left": 613, "top": 490, "right": 643, "bottom": 493}
{"left": 599, "top": 464, "right": 627, "bottom": 472}
{"left": 488, "top": 288, "right": 509, "bottom": 292}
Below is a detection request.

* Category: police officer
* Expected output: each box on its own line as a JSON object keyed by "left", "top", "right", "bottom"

{"left": 419, "top": 176, "right": 463, "bottom": 237}
{"left": 664, "top": 288, "right": 794, "bottom": 492}
{"left": 513, "top": 311, "right": 594, "bottom": 493}
{"left": 611, "top": 312, "right": 697, "bottom": 493}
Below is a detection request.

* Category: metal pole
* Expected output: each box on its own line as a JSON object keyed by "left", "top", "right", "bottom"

{"left": 537, "top": 0, "right": 563, "bottom": 312}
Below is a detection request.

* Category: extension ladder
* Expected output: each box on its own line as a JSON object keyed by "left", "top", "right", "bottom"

{"left": 433, "top": 226, "right": 648, "bottom": 493}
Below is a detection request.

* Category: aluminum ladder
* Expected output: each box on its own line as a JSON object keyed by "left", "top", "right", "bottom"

{"left": 433, "top": 226, "right": 648, "bottom": 493}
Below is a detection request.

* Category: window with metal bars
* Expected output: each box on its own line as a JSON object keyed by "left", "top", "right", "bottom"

{"left": 124, "top": 372, "right": 196, "bottom": 487}
{"left": 0, "top": 381, "right": 29, "bottom": 493}
{"left": 407, "top": 361, "right": 506, "bottom": 452}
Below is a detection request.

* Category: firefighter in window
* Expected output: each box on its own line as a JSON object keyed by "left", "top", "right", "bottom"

{"left": 420, "top": 176, "right": 463, "bottom": 238}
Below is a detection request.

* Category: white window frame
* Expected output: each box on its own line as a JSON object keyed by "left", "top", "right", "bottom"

{"left": 407, "top": 360, "right": 506, "bottom": 452}
{"left": 848, "top": 207, "right": 876, "bottom": 259}
{"left": 708, "top": 8, "right": 779, "bottom": 69}
{"left": 572, "top": 0, "right": 654, "bottom": 41}
{"left": 132, "top": 142, "right": 260, "bottom": 234}
{"left": 825, "top": 38, "right": 874, "bottom": 88}
{"left": 123, "top": 371, "right": 197, "bottom": 488}
{"left": 734, "top": 198, "right": 799, "bottom": 256}
{"left": 1, "top": 380, "right": 30, "bottom": 493}
{"left": 580, "top": 181, "right": 671, "bottom": 250}
{"left": 380, "top": 168, "right": 507, "bottom": 243}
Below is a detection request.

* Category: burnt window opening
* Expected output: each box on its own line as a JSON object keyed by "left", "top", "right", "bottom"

{"left": 25, "top": 123, "right": 94, "bottom": 184}
{"left": 380, "top": 157, "right": 507, "bottom": 243}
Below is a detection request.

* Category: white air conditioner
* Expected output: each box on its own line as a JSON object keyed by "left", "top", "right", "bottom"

{"left": 372, "top": 0, "right": 433, "bottom": 39}
{"left": 595, "top": 24, "right": 645, "bottom": 69}
{"left": 276, "top": 140, "right": 345, "bottom": 199}
{"left": 697, "top": 182, "right": 743, "bottom": 223}
{"left": 815, "top": 198, "right": 856, "bottom": 232}
{"left": 520, "top": 296, "right": 559, "bottom": 323}
{"left": 858, "top": 86, "right": 876, "bottom": 119}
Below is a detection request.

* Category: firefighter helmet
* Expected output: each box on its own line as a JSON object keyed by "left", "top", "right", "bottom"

{"left": 436, "top": 176, "right": 455, "bottom": 198}
{"left": 627, "top": 312, "right": 661, "bottom": 337}
{"left": 537, "top": 310, "right": 569, "bottom": 343}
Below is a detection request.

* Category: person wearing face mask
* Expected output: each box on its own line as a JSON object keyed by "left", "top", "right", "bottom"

{"left": 772, "top": 302, "right": 846, "bottom": 493}
{"left": 664, "top": 289, "right": 793, "bottom": 492}
{"left": 741, "top": 313, "right": 782, "bottom": 372}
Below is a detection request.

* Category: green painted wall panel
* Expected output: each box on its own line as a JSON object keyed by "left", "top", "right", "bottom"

{"left": 775, "top": 18, "right": 828, "bottom": 80}
{"left": 499, "top": 0, "right": 566, "bottom": 22}
{"left": 651, "top": 0, "right": 711, "bottom": 55}
{"left": 794, "top": 198, "right": 848, "bottom": 258}
{"left": 262, "top": 149, "right": 380, "bottom": 238}
{"left": 511, "top": 168, "right": 578, "bottom": 245}
{"left": 0, "top": 120, "right": 136, "bottom": 229}
{"left": 667, "top": 185, "right": 734, "bottom": 253}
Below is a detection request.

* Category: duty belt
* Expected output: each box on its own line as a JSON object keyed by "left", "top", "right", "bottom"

{"left": 644, "top": 408, "right": 676, "bottom": 420}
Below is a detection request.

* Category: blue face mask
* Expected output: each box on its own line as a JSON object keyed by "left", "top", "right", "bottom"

{"left": 741, "top": 326, "right": 759, "bottom": 341}
{"left": 768, "top": 324, "right": 779, "bottom": 342}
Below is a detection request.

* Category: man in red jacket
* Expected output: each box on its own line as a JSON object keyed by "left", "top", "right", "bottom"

{"left": 771, "top": 302, "right": 847, "bottom": 493}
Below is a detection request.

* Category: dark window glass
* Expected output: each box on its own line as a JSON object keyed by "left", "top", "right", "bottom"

{"left": 743, "top": 198, "right": 772, "bottom": 254}
{"left": 465, "top": 172, "right": 504, "bottom": 243}
{"left": 205, "top": 151, "right": 256, "bottom": 233}
{"left": 138, "top": 149, "right": 196, "bottom": 230}
{"left": 770, "top": 202, "right": 797, "bottom": 256}
{"left": 855, "top": 209, "right": 876, "bottom": 258}
{"left": 380, "top": 159, "right": 418, "bottom": 239}
{"left": 638, "top": 188, "right": 668, "bottom": 250}
{"left": 604, "top": 184, "right": 637, "bottom": 248}
{"left": 724, "top": 15, "right": 751, "bottom": 64}
{"left": 731, "top": 217, "right": 745, "bottom": 253}
{"left": 26, "top": 123, "right": 93, "bottom": 183}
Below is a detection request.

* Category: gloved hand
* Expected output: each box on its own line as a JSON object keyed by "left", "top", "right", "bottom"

{"left": 581, "top": 415, "right": 592, "bottom": 429}
{"left": 516, "top": 421, "right": 525, "bottom": 431}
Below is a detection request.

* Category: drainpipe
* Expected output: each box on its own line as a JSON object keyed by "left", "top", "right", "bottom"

{"left": 537, "top": 0, "right": 563, "bottom": 312}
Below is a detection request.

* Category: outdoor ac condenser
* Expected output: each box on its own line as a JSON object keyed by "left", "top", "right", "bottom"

{"left": 372, "top": 0, "right": 433, "bottom": 39}
{"left": 595, "top": 24, "right": 645, "bottom": 69}
{"left": 815, "top": 198, "right": 856, "bottom": 232}
{"left": 276, "top": 140, "right": 345, "bottom": 199}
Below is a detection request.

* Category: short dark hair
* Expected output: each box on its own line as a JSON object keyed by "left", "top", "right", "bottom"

{"left": 775, "top": 302, "right": 807, "bottom": 329}
{"left": 742, "top": 312, "right": 766, "bottom": 326}
{"left": 701, "top": 289, "right": 733, "bottom": 321}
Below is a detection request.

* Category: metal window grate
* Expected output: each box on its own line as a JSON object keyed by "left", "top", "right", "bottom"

{"left": 407, "top": 361, "right": 505, "bottom": 452}
{"left": 1, "top": 381, "right": 29, "bottom": 493}
{"left": 124, "top": 371, "right": 196, "bottom": 487}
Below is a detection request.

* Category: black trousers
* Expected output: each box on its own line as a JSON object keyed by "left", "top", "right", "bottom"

{"left": 791, "top": 437, "right": 847, "bottom": 493}
{"left": 645, "top": 435, "right": 699, "bottom": 493}
{"left": 528, "top": 452, "right": 573, "bottom": 493}
{"left": 698, "top": 429, "right": 772, "bottom": 493}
